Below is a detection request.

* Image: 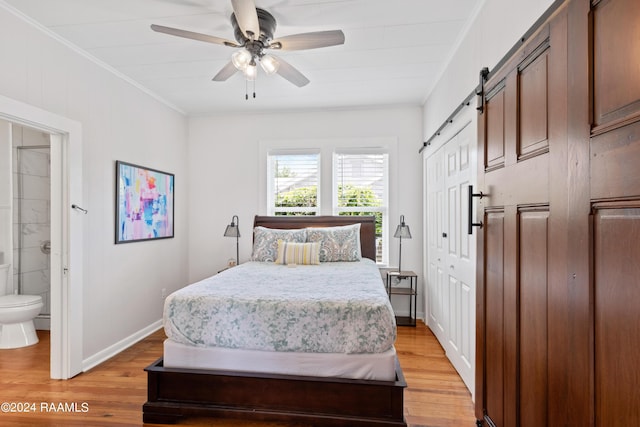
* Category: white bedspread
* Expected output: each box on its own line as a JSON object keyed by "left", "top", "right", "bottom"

{"left": 164, "top": 259, "right": 396, "bottom": 354}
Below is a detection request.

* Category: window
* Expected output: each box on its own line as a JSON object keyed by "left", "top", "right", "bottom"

{"left": 333, "top": 151, "right": 389, "bottom": 263}
{"left": 267, "top": 151, "right": 320, "bottom": 215}
{"left": 261, "top": 138, "right": 395, "bottom": 265}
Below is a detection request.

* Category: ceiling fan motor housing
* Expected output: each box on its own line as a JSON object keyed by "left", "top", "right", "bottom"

{"left": 231, "top": 8, "right": 277, "bottom": 45}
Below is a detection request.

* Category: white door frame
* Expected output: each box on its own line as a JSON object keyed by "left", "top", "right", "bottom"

{"left": 0, "top": 94, "right": 83, "bottom": 379}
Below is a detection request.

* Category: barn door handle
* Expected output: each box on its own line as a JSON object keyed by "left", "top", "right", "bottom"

{"left": 468, "top": 185, "right": 484, "bottom": 235}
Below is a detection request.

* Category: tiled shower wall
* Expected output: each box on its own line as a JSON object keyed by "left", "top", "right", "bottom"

{"left": 12, "top": 125, "right": 50, "bottom": 319}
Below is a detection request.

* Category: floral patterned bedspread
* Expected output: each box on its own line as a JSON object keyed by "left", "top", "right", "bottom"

{"left": 164, "top": 259, "right": 396, "bottom": 354}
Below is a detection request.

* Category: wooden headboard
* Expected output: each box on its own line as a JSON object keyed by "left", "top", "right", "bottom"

{"left": 253, "top": 215, "right": 377, "bottom": 261}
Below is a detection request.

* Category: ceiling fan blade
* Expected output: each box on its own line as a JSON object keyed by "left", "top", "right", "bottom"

{"left": 274, "top": 56, "right": 310, "bottom": 87}
{"left": 231, "top": 0, "right": 260, "bottom": 40}
{"left": 151, "top": 24, "right": 240, "bottom": 47}
{"left": 272, "top": 30, "right": 345, "bottom": 51}
{"left": 212, "top": 61, "right": 238, "bottom": 82}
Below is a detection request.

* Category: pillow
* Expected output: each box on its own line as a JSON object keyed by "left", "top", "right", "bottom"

{"left": 275, "top": 240, "right": 321, "bottom": 265}
{"left": 306, "top": 223, "right": 362, "bottom": 262}
{"left": 251, "top": 226, "right": 307, "bottom": 262}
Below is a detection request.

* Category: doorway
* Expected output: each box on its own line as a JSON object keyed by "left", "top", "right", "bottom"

{"left": 0, "top": 94, "right": 83, "bottom": 379}
{"left": 15, "top": 138, "right": 52, "bottom": 330}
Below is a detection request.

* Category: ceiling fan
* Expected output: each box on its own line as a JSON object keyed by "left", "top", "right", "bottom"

{"left": 151, "top": 0, "right": 345, "bottom": 95}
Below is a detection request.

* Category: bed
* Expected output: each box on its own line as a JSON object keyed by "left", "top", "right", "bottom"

{"left": 143, "top": 215, "right": 407, "bottom": 426}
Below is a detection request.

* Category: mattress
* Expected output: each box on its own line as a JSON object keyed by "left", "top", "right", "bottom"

{"left": 163, "top": 339, "right": 398, "bottom": 381}
{"left": 163, "top": 259, "right": 396, "bottom": 354}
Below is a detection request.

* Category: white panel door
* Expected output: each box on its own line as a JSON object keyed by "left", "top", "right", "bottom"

{"left": 443, "top": 122, "right": 476, "bottom": 393}
{"left": 425, "top": 113, "right": 476, "bottom": 396}
{"left": 425, "top": 145, "right": 447, "bottom": 346}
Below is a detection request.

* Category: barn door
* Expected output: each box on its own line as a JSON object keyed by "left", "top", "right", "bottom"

{"left": 474, "top": 0, "right": 640, "bottom": 425}
{"left": 425, "top": 111, "right": 476, "bottom": 393}
{"left": 590, "top": 0, "right": 640, "bottom": 425}
{"left": 475, "top": 9, "right": 567, "bottom": 427}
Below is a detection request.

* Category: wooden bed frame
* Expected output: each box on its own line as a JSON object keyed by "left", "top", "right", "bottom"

{"left": 143, "top": 215, "right": 407, "bottom": 426}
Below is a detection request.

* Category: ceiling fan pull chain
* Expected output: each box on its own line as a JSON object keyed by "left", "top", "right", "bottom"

{"left": 245, "top": 79, "right": 249, "bottom": 100}
{"left": 253, "top": 79, "right": 256, "bottom": 99}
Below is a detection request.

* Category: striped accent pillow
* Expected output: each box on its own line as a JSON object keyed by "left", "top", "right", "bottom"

{"left": 275, "top": 240, "right": 321, "bottom": 265}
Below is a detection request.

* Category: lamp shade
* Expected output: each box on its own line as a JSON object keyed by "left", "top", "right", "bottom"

{"left": 232, "top": 49, "right": 252, "bottom": 70}
{"left": 394, "top": 215, "right": 412, "bottom": 239}
{"left": 224, "top": 224, "right": 240, "bottom": 237}
{"left": 260, "top": 54, "right": 280, "bottom": 75}
{"left": 224, "top": 215, "right": 240, "bottom": 238}
{"left": 243, "top": 60, "right": 257, "bottom": 81}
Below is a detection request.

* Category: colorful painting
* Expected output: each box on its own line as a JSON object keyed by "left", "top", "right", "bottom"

{"left": 115, "top": 161, "right": 174, "bottom": 244}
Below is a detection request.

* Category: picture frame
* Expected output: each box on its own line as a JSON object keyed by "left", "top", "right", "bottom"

{"left": 115, "top": 160, "right": 174, "bottom": 244}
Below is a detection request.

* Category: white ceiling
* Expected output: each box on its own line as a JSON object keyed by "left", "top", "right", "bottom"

{"left": 5, "top": 0, "right": 481, "bottom": 115}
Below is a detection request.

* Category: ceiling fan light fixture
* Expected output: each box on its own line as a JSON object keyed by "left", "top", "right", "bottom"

{"left": 260, "top": 54, "right": 280, "bottom": 75}
{"left": 244, "top": 62, "right": 257, "bottom": 81}
{"left": 231, "top": 49, "right": 252, "bottom": 70}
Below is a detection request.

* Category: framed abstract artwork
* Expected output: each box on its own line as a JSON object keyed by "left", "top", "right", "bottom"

{"left": 115, "top": 161, "right": 175, "bottom": 244}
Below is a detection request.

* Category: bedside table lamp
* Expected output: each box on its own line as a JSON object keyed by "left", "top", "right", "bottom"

{"left": 393, "top": 215, "right": 412, "bottom": 273}
{"left": 224, "top": 215, "right": 240, "bottom": 266}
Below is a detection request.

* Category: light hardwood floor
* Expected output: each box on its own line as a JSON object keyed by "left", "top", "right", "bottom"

{"left": 0, "top": 321, "right": 475, "bottom": 426}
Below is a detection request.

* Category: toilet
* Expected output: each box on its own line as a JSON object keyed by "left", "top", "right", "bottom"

{"left": 0, "top": 264, "right": 43, "bottom": 349}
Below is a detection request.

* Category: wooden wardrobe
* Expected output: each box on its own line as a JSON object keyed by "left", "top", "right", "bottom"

{"left": 475, "top": 0, "right": 640, "bottom": 425}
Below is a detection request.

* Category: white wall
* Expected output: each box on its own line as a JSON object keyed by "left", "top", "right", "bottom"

{"left": 187, "top": 107, "right": 425, "bottom": 317}
{"left": 0, "top": 6, "right": 188, "bottom": 362}
{"left": 423, "top": 0, "right": 555, "bottom": 139}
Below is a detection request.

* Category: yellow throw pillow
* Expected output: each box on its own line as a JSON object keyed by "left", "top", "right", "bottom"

{"left": 275, "top": 240, "right": 321, "bottom": 265}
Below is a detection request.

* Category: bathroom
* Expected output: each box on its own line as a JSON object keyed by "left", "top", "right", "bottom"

{"left": 0, "top": 122, "right": 51, "bottom": 347}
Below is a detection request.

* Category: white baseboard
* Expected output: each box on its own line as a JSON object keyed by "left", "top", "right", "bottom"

{"left": 34, "top": 315, "right": 51, "bottom": 331}
{"left": 82, "top": 319, "right": 162, "bottom": 372}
